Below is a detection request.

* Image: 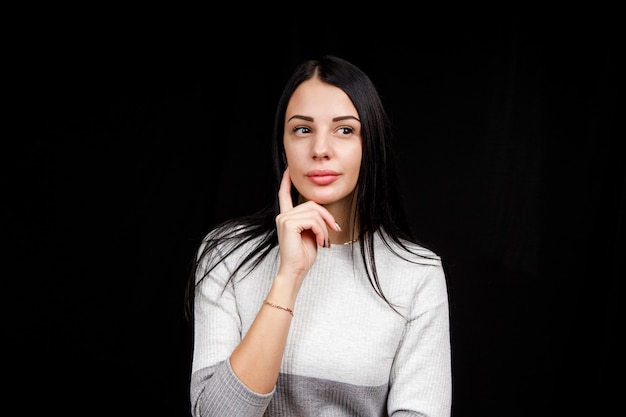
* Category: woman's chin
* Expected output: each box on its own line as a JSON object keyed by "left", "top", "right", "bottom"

{"left": 295, "top": 184, "right": 355, "bottom": 207}
{"left": 299, "top": 192, "right": 351, "bottom": 207}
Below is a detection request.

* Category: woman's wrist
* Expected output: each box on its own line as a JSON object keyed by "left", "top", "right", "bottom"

{"left": 267, "top": 273, "right": 301, "bottom": 306}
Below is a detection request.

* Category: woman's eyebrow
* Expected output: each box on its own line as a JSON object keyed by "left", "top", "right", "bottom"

{"left": 287, "top": 115, "right": 313, "bottom": 122}
{"left": 287, "top": 115, "right": 360, "bottom": 122}
{"left": 333, "top": 115, "right": 360, "bottom": 122}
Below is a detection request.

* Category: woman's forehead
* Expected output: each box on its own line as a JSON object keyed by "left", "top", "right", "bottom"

{"left": 285, "top": 78, "right": 358, "bottom": 121}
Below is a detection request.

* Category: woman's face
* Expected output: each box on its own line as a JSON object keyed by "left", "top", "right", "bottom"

{"left": 283, "top": 77, "right": 362, "bottom": 208}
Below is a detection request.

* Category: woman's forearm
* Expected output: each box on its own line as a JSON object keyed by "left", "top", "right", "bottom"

{"left": 229, "top": 273, "right": 299, "bottom": 394}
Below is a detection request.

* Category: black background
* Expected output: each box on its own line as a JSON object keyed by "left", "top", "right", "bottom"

{"left": 6, "top": 13, "right": 622, "bottom": 416}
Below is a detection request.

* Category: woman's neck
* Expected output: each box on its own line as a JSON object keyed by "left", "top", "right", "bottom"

{"left": 321, "top": 196, "right": 358, "bottom": 245}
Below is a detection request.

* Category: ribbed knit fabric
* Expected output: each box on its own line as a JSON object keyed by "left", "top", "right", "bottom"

{"left": 190, "top": 229, "right": 451, "bottom": 417}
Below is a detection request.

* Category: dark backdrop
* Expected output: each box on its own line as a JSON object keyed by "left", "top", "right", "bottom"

{"left": 7, "top": 16, "right": 622, "bottom": 416}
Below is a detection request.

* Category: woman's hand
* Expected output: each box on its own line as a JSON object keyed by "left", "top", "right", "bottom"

{"left": 275, "top": 168, "right": 340, "bottom": 281}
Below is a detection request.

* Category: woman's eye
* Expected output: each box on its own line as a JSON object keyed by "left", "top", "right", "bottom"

{"left": 337, "top": 126, "right": 354, "bottom": 135}
{"left": 293, "top": 126, "right": 311, "bottom": 135}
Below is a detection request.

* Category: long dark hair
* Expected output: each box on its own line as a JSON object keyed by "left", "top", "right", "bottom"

{"left": 185, "top": 55, "right": 433, "bottom": 320}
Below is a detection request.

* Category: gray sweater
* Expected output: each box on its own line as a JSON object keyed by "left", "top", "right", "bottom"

{"left": 190, "top": 229, "right": 452, "bottom": 416}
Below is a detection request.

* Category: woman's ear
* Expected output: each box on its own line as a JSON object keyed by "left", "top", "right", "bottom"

{"left": 282, "top": 151, "right": 287, "bottom": 166}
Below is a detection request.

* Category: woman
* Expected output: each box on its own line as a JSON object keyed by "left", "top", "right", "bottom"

{"left": 186, "top": 55, "right": 452, "bottom": 416}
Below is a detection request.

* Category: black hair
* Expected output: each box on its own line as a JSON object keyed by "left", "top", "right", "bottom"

{"left": 184, "top": 55, "right": 434, "bottom": 320}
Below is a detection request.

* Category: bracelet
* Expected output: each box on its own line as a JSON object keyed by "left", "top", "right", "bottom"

{"left": 263, "top": 299, "right": 294, "bottom": 317}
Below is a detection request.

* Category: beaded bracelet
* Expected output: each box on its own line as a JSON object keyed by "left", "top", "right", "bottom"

{"left": 263, "top": 300, "right": 294, "bottom": 317}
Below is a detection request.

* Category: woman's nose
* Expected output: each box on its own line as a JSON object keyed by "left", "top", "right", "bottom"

{"left": 311, "top": 135, "right": 330, "bottom": 160}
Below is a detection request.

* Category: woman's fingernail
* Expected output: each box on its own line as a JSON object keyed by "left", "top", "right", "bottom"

{"left": 335, "top": 222, "right": 342, "bottom": 232}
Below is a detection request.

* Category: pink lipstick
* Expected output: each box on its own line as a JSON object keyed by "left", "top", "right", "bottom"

{"left": 306, "top": 170, "right": 340, "bottom": 185}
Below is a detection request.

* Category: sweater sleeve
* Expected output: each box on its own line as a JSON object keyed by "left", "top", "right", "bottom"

{"left": 189, "top": 238, "right": 274, "bottom": 417}
{"left": 190, "top": 360, "right": 274, "bottom": 417}
{"left": 387, "top": 264, "right": 452, "bottom": 417}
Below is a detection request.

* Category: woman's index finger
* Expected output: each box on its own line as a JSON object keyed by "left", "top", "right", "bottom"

{"left": 278, "top": 167, "right": 294, "bottom": 213}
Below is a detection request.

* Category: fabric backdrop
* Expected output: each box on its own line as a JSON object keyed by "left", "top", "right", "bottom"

{"left": 7, "top": 15, "right": 621, "bottom": 417}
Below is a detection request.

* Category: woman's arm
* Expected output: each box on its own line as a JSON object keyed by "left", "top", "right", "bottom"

{"left": 387, "top": 264, "right": 452, "bottom": 417}
{"left": 230, "top": 168, "right": 339, "bottom": 393}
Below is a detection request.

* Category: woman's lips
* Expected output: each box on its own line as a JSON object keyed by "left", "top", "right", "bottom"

{"left": 306, "top": 170, "right": 339, "bottom": 185}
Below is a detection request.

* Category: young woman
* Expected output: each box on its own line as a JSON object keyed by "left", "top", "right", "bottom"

{"left": 185, "top": 55, "right": 452, "bottom": 416}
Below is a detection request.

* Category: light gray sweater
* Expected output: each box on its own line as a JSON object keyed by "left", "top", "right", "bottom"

{"left": 190, "top": 229, "right": 452, "bottom": 416}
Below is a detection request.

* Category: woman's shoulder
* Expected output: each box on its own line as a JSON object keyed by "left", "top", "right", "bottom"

{"left": 194, "top": 220, "right": 271, "bottom": 263}
{"left": 400, "top": 240, "right": 442, "bottom": 265}
{"left": 375, "top": 230, "right": 442, "bottom": 267}
{"left": 204, "top": 220, "right": 248, "bottom": 240}
{"left": 373, "top": 231, "right": 448, "bottom": 314}
{"left": 203, "top": 221, "right": 271, "bottom": 249}
{"left": 194, "top": 221, "right": 274, "bottom": 277}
